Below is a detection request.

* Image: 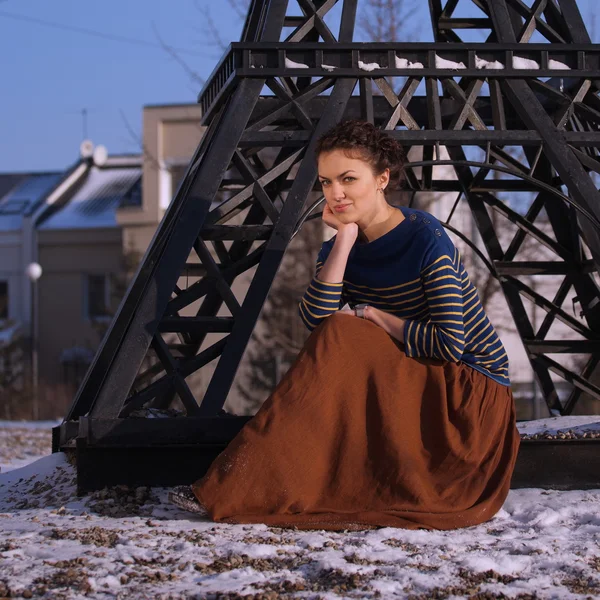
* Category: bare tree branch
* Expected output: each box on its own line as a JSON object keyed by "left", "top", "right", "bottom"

{"left": 151, "top": 21, "right": 206, "bottom": 87}
{"left": 118, "top": 109, "right": 161, "bottom": 172}
{"left": 194, "top": 0, "right": 229, "bottom": 50}
{"left": 358, "top": 0, "right": 420, "bottom": 42}
{"left": 589, "top": 5, "right": 597, "bottom": 42}
{"left": 226, "top": 0, "right": 249, "bottom": 22}
{"left": 357, "top": 0, "right": 419, "bottom": 94}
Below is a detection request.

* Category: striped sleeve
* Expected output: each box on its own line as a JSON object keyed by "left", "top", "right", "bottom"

{"left": 403, "top": 231, "right": 465, "bottom": 362}
{"left": 298, "top": 244, "right": 344, "bottom": 331}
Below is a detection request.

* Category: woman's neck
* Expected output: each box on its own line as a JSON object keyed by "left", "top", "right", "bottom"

{"left": 357, "top": 206, "right": 405, "bottom": 243}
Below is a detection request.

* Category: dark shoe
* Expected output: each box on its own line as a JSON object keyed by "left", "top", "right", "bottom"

{"left": 168, "top": 485, "right": 207, "bottom": 515}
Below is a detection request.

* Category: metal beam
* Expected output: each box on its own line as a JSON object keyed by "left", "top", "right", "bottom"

{"left": 488, "top": 0, "right": 600, "bottom": 270}
{"left": 198, "top": 77, "right": 358, "bottom": 415}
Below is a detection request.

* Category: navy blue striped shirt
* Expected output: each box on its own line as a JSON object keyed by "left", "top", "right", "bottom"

{"left": 298, "top": 206, "right": 510, "bottom": 386}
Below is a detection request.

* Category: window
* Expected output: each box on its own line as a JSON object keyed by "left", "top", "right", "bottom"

{"left": 120, "top": 179, "right": 142, "bottom": 208}
{"left": 85, "top": 274, "right": 110, "bottom": 320}
{"left": 159, "top": 163, "right": 188, "bottom": 210}
{"left": 0, "top": 281, "right": 7, "bottom": 319}
{"left": 170, "top": 165, "right": 187, "bottom": 195}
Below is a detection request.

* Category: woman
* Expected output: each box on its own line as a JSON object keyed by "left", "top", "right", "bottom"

{"left": 170, "top": 119, "right": 521, "bottom": 531}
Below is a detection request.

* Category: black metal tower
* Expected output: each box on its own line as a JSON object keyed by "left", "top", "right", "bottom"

{"left": 53, "top": 0, "right": 600, "bottom": 492}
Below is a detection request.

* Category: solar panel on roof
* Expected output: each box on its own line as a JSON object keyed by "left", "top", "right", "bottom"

{"left": 39, "top": 166, "right": 142, "bottom": 230}
{"left": 0, "top": 173, "right": 62, "bottom": 216}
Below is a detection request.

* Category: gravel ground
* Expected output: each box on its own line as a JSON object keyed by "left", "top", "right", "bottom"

{"left": 0, "top": 423, "right": 55, "bottom": 473}
{"left": 0, "top": 421, "right": 599, "bottom": 600}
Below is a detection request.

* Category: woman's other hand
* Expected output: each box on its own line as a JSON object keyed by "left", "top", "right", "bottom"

{"left": 338, "top": 305, "right": 375, "bottom": 321}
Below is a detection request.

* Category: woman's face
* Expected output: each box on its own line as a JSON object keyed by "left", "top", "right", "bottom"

{"left": 317, "top": 149, "right": 389, "bottom": 225}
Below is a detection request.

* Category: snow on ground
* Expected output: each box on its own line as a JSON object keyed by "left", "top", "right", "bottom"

{"left": 0, "top": 419, "right": 61, "bottom": 473}
{"left": 0, "top": 418, "right": 599, "bottom": 599}
{"left": 517, "top": 416, "right": 600, "bottom": 436}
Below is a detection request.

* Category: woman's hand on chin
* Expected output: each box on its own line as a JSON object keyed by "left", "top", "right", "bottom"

{"left": 322, "top": 203, "right": 359, "bottom": 244}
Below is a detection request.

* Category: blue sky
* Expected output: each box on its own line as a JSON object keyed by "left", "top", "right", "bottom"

{"left": 1, "top": 0, "right": 246, "bottom": 172}
{"left": 1, "top": 0, "right": 598, "bottom": 172}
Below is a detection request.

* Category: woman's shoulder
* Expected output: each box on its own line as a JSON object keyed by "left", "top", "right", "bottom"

{"left": 403, "top": 208, "right": 449, "bottom": 243}
{"left": 402, "top": 206, "right": 443, "bottom": 228}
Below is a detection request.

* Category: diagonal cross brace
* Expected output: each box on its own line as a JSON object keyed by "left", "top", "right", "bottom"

{"left": 85, "top": 78, "right": 270, "bottom": 420}
{"left": 197, "top": 77, "right": 358, "bottom": 415}
{"left": 488, "top": 0, "right": 600, "bottom": 271}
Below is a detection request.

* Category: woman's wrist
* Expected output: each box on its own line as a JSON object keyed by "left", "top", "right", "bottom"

{"left": 364, "top": 305, "right": 379, "bottom": 324}
{"left": 365, "top": 307, "right": 405, "bottom": 343}
{"left": 353, "top": 303, "right": 368, "bottom": 319}
{"left": 334, "top": 229, "right": 358, "bottom": 249}
{"left": 353, "top": 304, "right": 377, "bottom": 323}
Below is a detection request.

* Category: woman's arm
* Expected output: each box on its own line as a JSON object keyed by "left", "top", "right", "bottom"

{"left": 361, "top": 306, "right": 406, "bottom": 343}
{"left": 298, "top": 207, "right": 358, "bottom": 331}
{"left": 317, "top": 203, "right": 359, "bottom": 283}
{"left": 317, "top": 233, "right": 355, "bottom": 283}
{"left": 298, "top": 235, "right": 355, "bottom": 331}
{"left": 402, "top": 245, "right": 465, "bottom": 362}
{"left": 350, "top": 231, "right": 465, "bottom": 361}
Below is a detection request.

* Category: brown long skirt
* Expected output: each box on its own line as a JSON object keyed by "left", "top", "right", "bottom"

{"left": 192, "top": 312, "right": 521, "bottom": 531}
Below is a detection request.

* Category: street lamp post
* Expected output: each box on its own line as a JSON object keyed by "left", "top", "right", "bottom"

{"left": 25, "top": 262, "right": 42, "bottom": 420}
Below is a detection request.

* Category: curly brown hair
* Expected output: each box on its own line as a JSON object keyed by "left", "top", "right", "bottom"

{"left": 315, "top": 119, "right": 406, "bottom": 191}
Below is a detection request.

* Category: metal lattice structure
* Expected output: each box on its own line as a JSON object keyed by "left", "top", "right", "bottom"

{"left": 53, "top": 0, "right": 600, "bottom": 492}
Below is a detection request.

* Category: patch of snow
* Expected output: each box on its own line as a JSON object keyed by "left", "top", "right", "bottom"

{"left": 475, "top": 55, "right": 505, "bottom": 69}
{"left": 435, "top": 55, "right": 466, "bottom": 70}
{"left": 321, "top": 63, "right": 337, "bottom": 71}
{"left": 0, "top": 452, "right": 69, "bottom": 487}
{"left": 548, "top": 58, "right": 571, "bottom": 70}
{"left": 513, "top": 56, "right": 540, "bottom": 70}
{"left": 285, "top": 57, "right": 309, "bottom": 69}
{"left": 395, "top": 57, "right": 410, "bottom": 68}
{"left": 358, "top": 60, "right": 381, "bottom": 71}
{"left": 516, "top": 415, "right": 600, "bottom": 436}
{"left": 0, "top": 421, "right": 62, "bottom": 474}
{"left": 0, "top": 419, "right": 62, "bottom": 429}
{"left": 0, "top": 421, "right": 599, "bottom": 598}
{"left": 395, "top": 56, "right": 424, "bottom": 69}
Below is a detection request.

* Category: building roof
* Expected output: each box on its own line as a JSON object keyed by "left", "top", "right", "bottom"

{"left": 144, "top": 102, "right": 200, "bottom": 109}
{"left": 0, "top": 172, "right": 63, "bottom": 232}
{"left": 0, "top": 173, "right": 30, "bottom": 199}
{"left": 39, "top": 160, "right": 142, "bottom": 231}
